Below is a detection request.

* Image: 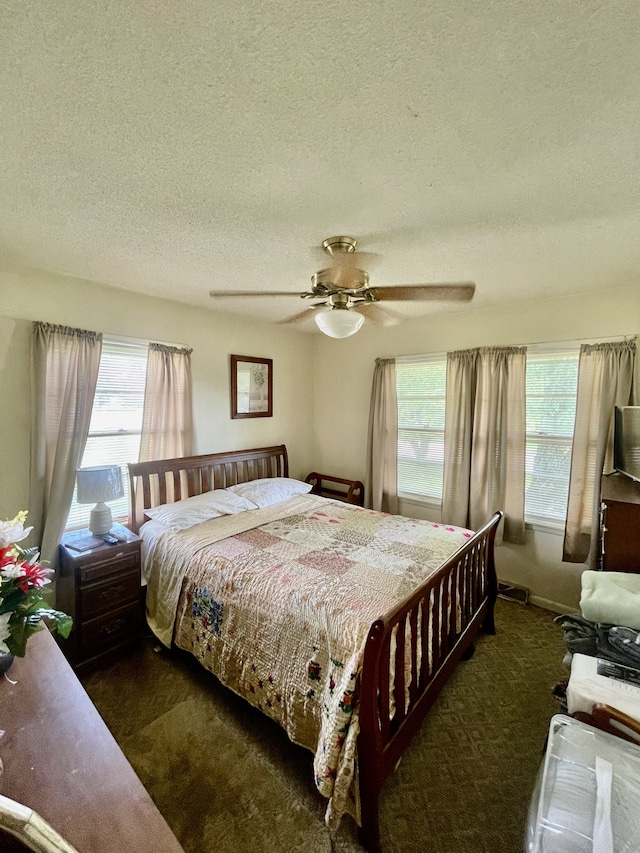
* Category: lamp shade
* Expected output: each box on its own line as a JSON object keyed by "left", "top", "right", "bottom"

{"left": 76, "top": 466, "right": 124, "bottom": 536}
{"left": 314, "top": 308, "right": 365, "bottom": 339}
{"left": 76, "top": 466, "right": 124, "bottom": 504}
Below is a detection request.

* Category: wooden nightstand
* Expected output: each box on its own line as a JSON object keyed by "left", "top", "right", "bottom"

{"left": 57, "top": 525, "right": 143, "bottom": 675}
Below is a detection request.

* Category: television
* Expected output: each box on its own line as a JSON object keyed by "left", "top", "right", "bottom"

{"left": 613, "top": 406, "right": 640, "bottom": 483}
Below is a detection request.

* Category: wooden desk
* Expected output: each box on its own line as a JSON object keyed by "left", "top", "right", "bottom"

{"left": 0, "top": 628, "right": 184, "bottom": 853}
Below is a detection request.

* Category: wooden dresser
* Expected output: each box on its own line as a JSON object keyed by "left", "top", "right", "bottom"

{"left": 600, "top": 472, "right": 640, "bottom": 572}
{"left": 0, "top": 627, "right": 184, "bottom": 853}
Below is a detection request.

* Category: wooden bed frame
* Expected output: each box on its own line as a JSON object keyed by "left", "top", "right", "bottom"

{"left": 128, "top": 445, "right": 501, "bottom": 852}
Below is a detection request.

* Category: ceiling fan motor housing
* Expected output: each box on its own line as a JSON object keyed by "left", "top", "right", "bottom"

{"left": 310, "top": 266, "right": 370, "bottom": 296}
{"left": 321, "top": 236, "right": 357, "bottom": 256}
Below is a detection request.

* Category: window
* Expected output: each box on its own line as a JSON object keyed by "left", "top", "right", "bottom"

{"left": 396, "top": 357, "right": 447, "bottom": 501}
{"left": 525, "top": 348, "right": 579, "bottom": 525}
{"left": 395, "top": 347, "right": 581, "bottom": 525}
{"left": 66, "top": 339, "right": 148, "bottom": 529}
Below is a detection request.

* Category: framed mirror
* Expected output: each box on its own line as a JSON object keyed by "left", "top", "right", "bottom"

{"left": 230, "top": 355, "right": 273, "bottom": 419}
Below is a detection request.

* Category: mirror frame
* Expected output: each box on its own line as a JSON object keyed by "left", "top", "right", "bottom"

{"left": 230, "top": 354, "right": 273, "bottom": 419}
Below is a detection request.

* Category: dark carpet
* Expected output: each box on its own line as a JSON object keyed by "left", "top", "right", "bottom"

{"left": 82, "top": 598, "right": 567, "bottom": 852}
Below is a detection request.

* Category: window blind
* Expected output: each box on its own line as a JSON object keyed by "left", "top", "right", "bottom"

{"left": 396, "top": 358, "right": 447, "bottom": 500}
{"left": 525, "top": 349, "right": 579, "bottom": 523}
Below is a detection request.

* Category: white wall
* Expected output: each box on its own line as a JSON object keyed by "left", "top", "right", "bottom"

{"left": 311, "top": 285, "right": 640, "bottom": 612}
{"left": 3, "top": 264, "right": 639, "bottom": 614}
{"left": 0, "top": 264, "right": 316, "bottom": 526}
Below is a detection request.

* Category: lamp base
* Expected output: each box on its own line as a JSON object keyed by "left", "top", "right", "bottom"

{"left": 89, "top": 502, "right": 113, "bottom": 536}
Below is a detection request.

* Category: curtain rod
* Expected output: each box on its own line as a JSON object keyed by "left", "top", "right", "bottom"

{"left": 105, "top": 333, "right": 187, "bottom": 350}
{"left": 396, "top": 333, "right": 637, "bottom": 363}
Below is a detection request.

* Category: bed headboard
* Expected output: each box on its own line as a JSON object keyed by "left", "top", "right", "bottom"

{"left": 127, "top": 444, "right": 289, "bottom": 533}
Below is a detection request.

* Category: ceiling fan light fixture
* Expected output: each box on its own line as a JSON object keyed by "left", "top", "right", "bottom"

{"left": 314, "top": 307, "right": 365, "bottom": 339}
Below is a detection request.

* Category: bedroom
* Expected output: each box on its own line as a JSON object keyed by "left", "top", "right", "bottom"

{"left": 1, "top": 1, "right": 640, "bottom": 851}
{"left": 2, "top": 274, "right": 638, "bottom": 611}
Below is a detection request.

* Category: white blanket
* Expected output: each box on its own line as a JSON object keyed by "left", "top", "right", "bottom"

{"left": 566, "top": 653, "right": 640, "bottom": 721}
{"left": 580, "top": 570, "right": 640, "bottom": 630}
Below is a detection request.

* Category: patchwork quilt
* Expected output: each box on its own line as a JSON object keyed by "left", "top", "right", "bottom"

{"left": 142, "top": 494, "right": 473, "bottom": 826}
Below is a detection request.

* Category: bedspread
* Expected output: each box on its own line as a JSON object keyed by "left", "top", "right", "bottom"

{"left": 142, "top": 495, "right": 473, "bottom": 826}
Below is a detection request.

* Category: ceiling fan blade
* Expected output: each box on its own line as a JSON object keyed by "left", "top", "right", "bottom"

{"left": 353, "top": 302, "right": 401, "bottom": 326}
{"left": 368, "top": 282, "right": 476, "bottom": 302}
{"left": 278, "top": 305, "right": 324, "bottom": 325}
{"left": 210, "top": 290, "right": 302, "bottom": 298}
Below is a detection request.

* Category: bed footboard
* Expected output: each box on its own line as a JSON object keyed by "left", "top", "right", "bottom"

{"left": 357, "top": 511, "right": 502, "bottom": 853}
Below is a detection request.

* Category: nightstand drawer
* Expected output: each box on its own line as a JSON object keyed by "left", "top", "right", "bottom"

{"left": 81, "top": 601, "right": 140, "bottom": 657}
{"left": 81, "top": 570, "right": 140, "bottom": 620}
{"left": 78, "top": 548, "right": 140, "bottom": 583}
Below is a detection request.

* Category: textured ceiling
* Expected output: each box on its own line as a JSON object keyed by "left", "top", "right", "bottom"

{"left": 1, "top": 0, "right": 639, "bottom": 329}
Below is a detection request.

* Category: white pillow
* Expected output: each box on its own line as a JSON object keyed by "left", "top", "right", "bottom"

{"left": 144, "top": 489, "right": 257, "bottom": 531}
{"left": 226, "top": 477, "right": 312, "bottom": 508}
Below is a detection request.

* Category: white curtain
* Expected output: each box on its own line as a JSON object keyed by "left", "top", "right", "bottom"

{"left": 563, "top": 339, "right": 636, "bottom": 566}
{"left": 30, "top": 322, "right": 102, "bottom": 567}
{"left": 139, "top": 343, "right": 195, "bottom": 463}
{"left": 365, "top": 358, "right": 398, "bottom": 513}
{"left": 443, "top": 346, "right": 527, "bottom": 543}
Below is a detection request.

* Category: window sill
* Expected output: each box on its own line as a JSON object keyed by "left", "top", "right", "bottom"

{"left": 526, "top": 519, "right": 565, "bottom": 536}
{"left": 397, "top": 492, "right": 442, "bottom": 511}
{"left": 398, "top": 494, "right": 566, "bottom": 536}
{"left": 64, "top": 514, "right": 129, "bottom": 534}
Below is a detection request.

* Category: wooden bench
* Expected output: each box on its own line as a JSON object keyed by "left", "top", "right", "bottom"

{"left": 304, "top": 472, "right": 365, "bottom": 506}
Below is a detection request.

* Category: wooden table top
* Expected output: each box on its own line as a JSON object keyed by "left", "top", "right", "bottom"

{"left": 0, "top": 627, "right": 184, "bottom": 853}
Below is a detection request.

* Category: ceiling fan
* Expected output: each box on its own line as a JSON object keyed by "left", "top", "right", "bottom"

{"left": 209, "top": 236, "right": 476, "bottom": 338}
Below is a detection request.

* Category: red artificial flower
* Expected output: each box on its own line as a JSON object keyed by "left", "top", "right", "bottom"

{"left": 0, "top": 547, "right": 15, "bottom": 568}
{"left": 17, "top": 561, "right": 51, "bottom": 593}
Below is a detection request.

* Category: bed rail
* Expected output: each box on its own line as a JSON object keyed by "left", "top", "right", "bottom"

{"left": 127, "top": 445, "right": 289, "bottom": 533}
{"left": 357, "top": 511, "right": 502, "bottom": 852}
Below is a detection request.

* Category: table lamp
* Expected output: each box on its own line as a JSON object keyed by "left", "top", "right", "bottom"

{"left": 76, "top": 465, "right": 124, "bottom": 535}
